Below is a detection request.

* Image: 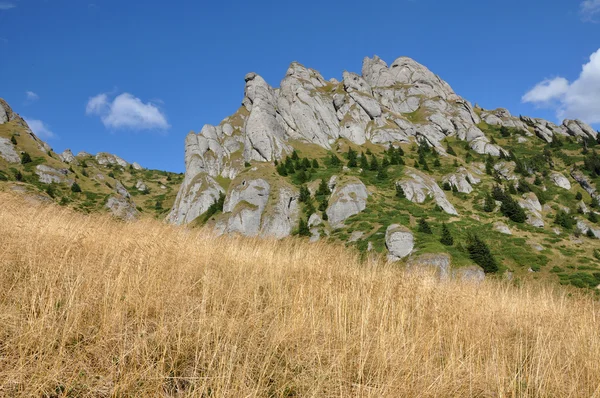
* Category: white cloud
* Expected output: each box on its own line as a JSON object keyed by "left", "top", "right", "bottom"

{"left": 25, "top": 119, "right": 55, "bottom": 139}
{"left": 521, "top": 77, "right": 569, "bottom": 104}
{"left": 581, "top": 0, "right": 600, "bottom": 21}
{"left": 522, "top": 48, "right": 600, "bottom": 125}
{"left": 86, "top": 92, "right": 169, "bottom": 131}
{"left": 25, "top": 91, "right": 39, "bottom": 103}
{"left": 0, "top": 2, "right": 16, "bottom": 10}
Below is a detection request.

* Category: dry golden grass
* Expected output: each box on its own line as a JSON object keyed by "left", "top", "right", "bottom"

{"left": 1, "top": 191, "right": 600, "bottom": 397}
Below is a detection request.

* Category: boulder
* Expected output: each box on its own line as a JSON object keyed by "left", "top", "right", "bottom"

{"left": 35, "top": 165, "right": 70, "bottom": 184}
{"left": 386, "top": 224, "right": 414, "bottom": 261}
{"left": 571, "top": 169, "right": 600, "bottom": 202}
{"left": 219, "top": 178, "right": 271, "bottom": 236}
{"left": 106, "top": 196, "right": 138, "bottom": 221}
{"left": 58, "top": 149, "right": 76, "bottom": 164}
{"left": 167, "top": 175, "right": 225, "bottom": 225}
{"left": 493, "top": 221, "right": 512, "bottom": 235}
{"left": 442, "top": 167, "right": 479, "bottom": 194}
{"left": 0, "top": 137, "right": 20, "bottom": 163}
{"left": 135, "top": 180, "right": 148, "bottom": 192}
{"left": 549, "top": 172, "right": 571, "bottom": 190}
{"left": 406, "top": 253, "right": 450, "bottom": 279}
{"left": 576, "top": 219, "right": 600, "bottom": 239}
{"left": 132, "top": 162, "right": 143, "bottom": 170}
{"left": 326, "top": 179, "right": 369, "bottom": 228}
{"left": 96, "top": 152, "right": 128, "bottom": 168}
{"left": 398, "top": 168, "right": 458, "bottom": 215}
{"left": 452, "top": 266, "right": 485, "bottom": 283}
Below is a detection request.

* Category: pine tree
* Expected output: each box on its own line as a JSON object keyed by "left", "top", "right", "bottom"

{"left": 483, "top": 192, "right": 495, "bottom": 213}
{"left": 433, "top": 158, "right": 441, "bottom": 168}
{"left": 299, "top": 185, "right": 311, "bottom": 203}
{"left": 10, "top": 135, "right": 17, "bottom": 145}
{"left": 588, "top": 211, "right": 598, "bottom": 224}
{"left": 329, "top": 153, "right": 341, "bottom": 167}
{"left": 440, "top": 223, "right": 454, "bottom": 246}
{"left": 316, "top": 179, "right": 330, "bottom": 197}
{"left": 500, "top": 194, "right": 526, "bottom": 223}
{"left": 369, "top": 156, "right": 379, "bottom": 171}
{"left": 467, "top": 234, "right": 498, "bottom": 273}
{"left": 485, "top": 155, "right": 494, "bottom": 175}
{"left": 347, "top": 148, "right": 358, "bottom": 168}
{"left": 298, "top": 218, "right": 310, "bottom": 237}
{"left": 318, "top": 197, "right": 328, "bottom": 212}
{"left": 443, "top": 181, "right": 452, "bottom": 191}
{"left": 576, "top": 192, "right": 583, "bottom": 201}
{"left": 418, "top": 218, "right": 432, "bottom": 234}
{"left": 71, "top": 182, "right": 82, "bottom": 193}
{"left": 276, "top": 164, "right": 288, "bottom": 176}
{"left": 500, "top": 125, "right": 510, "bottom": 137}
{"left": 21, "top": 152, "right": 32, "bottom": 164}
{"left": 311, "top": 159, "right": 319, "bottom": 169}
{"left": 376, "top": 166, "right": 388, "bottom": 181}
{"left": 302, "top": 158, "right": 311, "bottom": 170}
{"left": 359, "top": 153, "right": 369, "bottom": 170}
{"left": 297, "top": 170, "right": 308, "bottom": 183}
{"left": 554, "top": 210, "right": 575, "bottom": 229}
{"left": 291, "top": 150, "right": 299, "bottom": 160}
{"left": 395, "top": 184, "right": 406, "bottom": 198}
{"left": 446, "top": 143, "right": 456, "bottom": 156}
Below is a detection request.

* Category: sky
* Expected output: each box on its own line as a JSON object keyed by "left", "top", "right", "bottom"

{"left": 0, "top": 0, "right": 599, "bottom": 172}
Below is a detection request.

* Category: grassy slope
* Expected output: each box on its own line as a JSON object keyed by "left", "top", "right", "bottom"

{"left": 1, "top": 191, "right": 600, "bottom": 396}
{"left": 0, "top": 119, "right": 183, "bottom": 219}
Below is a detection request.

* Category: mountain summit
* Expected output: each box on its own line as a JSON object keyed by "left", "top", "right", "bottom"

{"left": 168, "top": 55, "right": 600, "bottom": 286}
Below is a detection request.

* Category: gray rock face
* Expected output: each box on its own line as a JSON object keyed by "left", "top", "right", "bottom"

{"left": 563, "top": 120, "right": 598, "bottom": 141}
{"left": 260, "top": 186, "right": 300, "bottom": 239}
{"left": 549, "top": 172, "right": 571, "bottom": 190}
{"left": 576, "top": 219, "right": 600, "bottom": 239}
{"left": 219, "top": 178, "right": 271, "bottom": 236}
{"left": 518, "top": 192, "right": 544, "bottom": 228}
{"left": 452, "top": 266, "right": 485, "bottom": 283}
{"left": 493, "top": 221, "right": 512, "bottom": 235}
{"left": 406, "top": 253, "right": 450, "bottom": 280}
{"left": 35, "top": 165, "right": 70, "bottom": 184}
{"left": 326, "top": 179, "right": 369, "bottom": 228}
{"left": 132, "top": 162, "right": 143, "bottom": 170}
{"left": 167, "top": 174, "right": 225, "bottom": 225}
{"left": 442, "top": 167, "right": 479, "bottom": 194}
{"left": 58, "top": 149, "right": 76, "bottom": 164}
{"left": 105, "top": 196, "right": 138, "bottom": 221}
{"left": 398, "top": 168, "right": 458, "bottom": 215}
{"left": 386, "top": 224, "right": 414, "bottom": 261}
{"left": 571, "top": 169, "right": 600, "bottom": 202}
{"left": 96, "top": 152, "right": 128, "bottom": 168}
{"left": 135, "top": 180, "right": 148, "bottom": 192}
{"left": 0, "top": 98, "right": 15, "bottom": 124}
{"left": 0, "top": 137, "right": 20, "bottom": 163}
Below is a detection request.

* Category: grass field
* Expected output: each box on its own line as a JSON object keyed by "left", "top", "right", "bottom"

{"left": 1, "top": 191, "right": 600, "bottom": 397}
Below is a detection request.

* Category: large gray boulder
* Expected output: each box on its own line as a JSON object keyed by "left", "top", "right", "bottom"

{"left": 549, "top": 172, "right": 571, "bottom": 190}
{"left": 576, "top": 219, "right": 600, "bottom": 239}
{"left": 59, "top": 149, "right": 76, "bottom": 164}
{"left": 326, "top": 179, "right": 369, "bottom": 228}
{"left": 386, "top": 224, "right": 414, "bottom": 261}
{"left": 398, "top": 168, "right": 458, "bottom": 215}
{"left": 442, "top": 167, "right": 480, "bottom": 194}
{"left": 96, "top": 152, "right": 128, "bottom": 168}
{"left": 518, "top": 192, "right": 544, "bottom": 228}
{"left": 218, "top": 178, "right": 271, "bottom": 236}
{"left": 106, "top": 196, "right": 138, "bottom": 221}
{"left": 406, "top": 253, "right": 450, "bottom": 279}
{"left": 571, "top": 169, "right": 600, "bottom": 202}
{"left": 35, "top": 165, "right": 70, "bottom": 184}
{"left": 0, "top": 137, "right": 20, "bottom": 163}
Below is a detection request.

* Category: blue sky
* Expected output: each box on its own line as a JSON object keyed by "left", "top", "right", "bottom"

{"left": 1, "top": 0, "right": 599, "bottom": 172}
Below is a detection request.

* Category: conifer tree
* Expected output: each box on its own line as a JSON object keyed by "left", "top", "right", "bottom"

{"left": 347, "top": 148, "right": 358, "bottom": 168}
{"left": 396, "top": 184, "right": 406, "bottom": 198}
{"left": 418, "top": 218, "right": 432, "bottom": 234}
{"left": 440, "top": 223, "right": 454, "bottom": 246}
{"left": 483, "top": 192, "right": 495, "bottom": 213}
{"left": 467, "top": 234, "right": 498, "bottom": 273}
{"left": 359, "top": 153, "right": 369, "bottom": 170}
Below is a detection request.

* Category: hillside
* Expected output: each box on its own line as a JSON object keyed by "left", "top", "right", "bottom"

{"left": 1, "top": 191, "right": 599, "bottom": 396}
{"left": 0, "top": 99, "right": 183, "bottom": 219}
{"left": 169, "top": 56, "right": 600, "bottom": 290}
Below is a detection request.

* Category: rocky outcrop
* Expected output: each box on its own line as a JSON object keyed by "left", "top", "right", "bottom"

{"left": 571, "top": 169, "right": 600, "bottom": 202}
{"left": 260, "top": 186, "right": 300, "bottom": 239}
{"left": 549, "top": 172, "right": 571, "bottom": 190}
{"left": 59, "top": 149, "right": 76, "bottom": 164}
{"left": 326, "top": 179, "right": 369, "bottom": 228}
{"left": 452, "top": 266, "right": 486, "bottom": 283}
{"left": 35, "top": 165, "right": 71, "bottom": 184}
{"left": 132, "top": 162, "right": 143, "bottom": 170}
{"left": 0, "top": 137, "right": 20, "bottom": 163}
{"left": 493, "top": 221, "right": 512, "bottom": 235}
{"left": 386, "top": 224, "right": 414, "bottom": 261}
{"left": 105, "top": 196, "right": 138, "bottom": 221}
{"left": 217, "top": 178, "right": 271, "bottom": 236}
{"left": 518, "top": 192, "right": 544, "bottom": 228}
{"left": 168, "top": 174, "right": 225, "bottom": 225}
{"left": 406, "top": 253, "right": 450, "bottom": 279}
{"left": 398, "top": 168, "right": 458, "bottom": 215}
{"left": 442, "top": 167, "right": 480, "bottom": 194}
{"left": 576, "top": 219, "right": 600, "bottom": 239}
{"left": 135, "top": 180, "right": 148, "bottom": 192}
{"left": 0, "top": 99, "right": 16, "bottom": 124}
{"left": 96, "top": 152, "right": 128, "bottom": 168}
